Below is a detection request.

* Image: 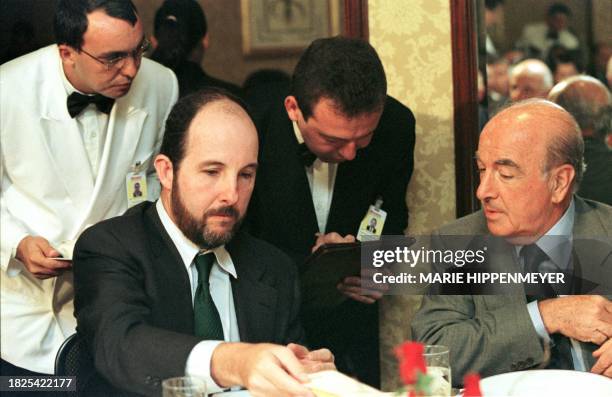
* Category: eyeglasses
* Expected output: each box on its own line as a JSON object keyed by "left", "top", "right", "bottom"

{"left": 79, "top": 39, "right": 151, "bottom": 71}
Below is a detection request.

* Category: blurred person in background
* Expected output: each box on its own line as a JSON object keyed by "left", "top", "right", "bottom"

{"left": 151, "top": 0, "right": 242, "bottom": 98}
{"left": 486, "top": 55, "right": 510, "bottom": 115}
{"left": 516, "top": 2, "right": 580, "bottom": 61}
{"left": 549, "top": 75, "right": 612, "bottom": 205}
{"left": 509, "top": 59, "right": 553, "bottom": 102}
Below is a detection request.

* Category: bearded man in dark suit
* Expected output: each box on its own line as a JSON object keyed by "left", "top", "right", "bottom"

{"left": 74, "top": 88, "right": 334, "bottom": 396}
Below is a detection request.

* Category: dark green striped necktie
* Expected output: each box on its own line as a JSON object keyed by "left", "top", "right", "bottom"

{"left": 193, "top": 252, "right": 224, "bottom": 340}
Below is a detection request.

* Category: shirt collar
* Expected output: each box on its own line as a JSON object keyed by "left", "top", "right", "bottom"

{"left": 537, "top": 198, "right": 574, "bottom": 269}
{"left": 292, "top": 121, "right": 305, "bottom": 144}
{"left": 515, "top": 199, "right": 575, "bottom": 270}
{"left": 60, "top": 63, "right": 86, "bottom": 97}
{"left": 155, "top": 199, "right": 237, "bottom": 278}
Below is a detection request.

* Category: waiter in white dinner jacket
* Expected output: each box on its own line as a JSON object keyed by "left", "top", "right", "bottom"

{"left": 0, "top": 0, "right": 178, "bottom": 377}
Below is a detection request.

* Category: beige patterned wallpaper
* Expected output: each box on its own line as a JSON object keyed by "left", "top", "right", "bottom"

{"left": 369, "top": 0, "right": 457, "bottom": 390}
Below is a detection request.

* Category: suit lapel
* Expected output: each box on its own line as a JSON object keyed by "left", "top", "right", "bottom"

{"left": 571, "top": 197, "right": 612, "bottom": 294}
{"left": 39, "top": 48, "right": 94, "bottom": 209}
{"left": 260, "top": 110, "right": 318, "bottom": 236}
{"left": 227, "top": 234, "right": 277, "bottom": 342}
{"left": 144, "top": 203, "right": 194, "bottom": 324}
{"left": 78, "top": 102, "right": 148, "bottom": 231}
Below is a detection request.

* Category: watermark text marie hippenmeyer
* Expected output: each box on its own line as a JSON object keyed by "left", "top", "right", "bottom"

{"left": 367, "top": 245, "right": 565, "bottom": 285}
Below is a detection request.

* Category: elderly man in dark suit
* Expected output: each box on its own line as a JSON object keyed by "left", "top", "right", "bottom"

{"left": 74, "top": 88, "right": 334, "bottom": 396}
{"left": 412, "top": 99, "right": 612, "bottom": 385}
{"left": 246, "top": 36, "right": 416, "bottom": 386}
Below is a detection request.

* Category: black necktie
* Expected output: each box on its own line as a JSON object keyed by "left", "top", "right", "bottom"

{"left": 521, "top": 244, "right": 574, "bottom": 370}
{"left": 67, "top": 92, "right": 114, "bottom": 118}
{"left": 298, "top": 142, "right": 317, "bottom": 167}
{"left": 193, "top": 253, "right": 224, "bottom": 340}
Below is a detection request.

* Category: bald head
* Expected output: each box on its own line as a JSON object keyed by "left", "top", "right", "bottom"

{"left": 509, "top": 59, "right": 553, "bottom": 102}
{"left": 476, "top": 99, "right": 584, "bottom": 241}
{"left": 548, "top": 75, "right": 612, "bottom": 140}
{"left": 485, "top": 99, "right": 584, "bottom": 189}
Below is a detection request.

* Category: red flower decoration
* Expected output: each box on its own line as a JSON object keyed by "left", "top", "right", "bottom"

{"left": 395, "top": 341, "right": 427, "bottom": 385}
{"left": 463, "top": 373, "right": 482, "bottom": 397}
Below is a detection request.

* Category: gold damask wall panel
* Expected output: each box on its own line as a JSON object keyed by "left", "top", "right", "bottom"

{"left": 369, "top": 0, "right": 457, "bottom": 390}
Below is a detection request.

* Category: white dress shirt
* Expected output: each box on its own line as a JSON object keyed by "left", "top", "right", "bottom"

{"left": 156, "top": 200, "right": 239, "bottom": 393}
{"left": 60, "top": 71, "right": 109, "bottom": 179}
{"left": 292, "top": 121, "right": 337, "bottom": 233}
{"left": 518, "top": 199, "right": 586, "bottom": 370}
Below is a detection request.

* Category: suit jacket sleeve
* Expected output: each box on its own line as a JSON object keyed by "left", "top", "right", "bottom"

{"left": 411, "top": 294, "right": 545, "bottom": 385}
{"left": 410, "top": 233, "right": 545, "bottom": 385}
{"left": 0, "top": 163, "right": 29, "bottom": 271}
{"left": 0, "top": 70, "right": 30, "bottom": 270}
{"left": 74, "top": 222, "right": 200, "bottom": 396}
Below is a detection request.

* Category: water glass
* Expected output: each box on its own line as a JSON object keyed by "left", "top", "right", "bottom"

{"left": 162, "top": 376, "right": 207, "bottom": 397}
{"left": 424, "top": 345, "right": 451, "bottom": 396}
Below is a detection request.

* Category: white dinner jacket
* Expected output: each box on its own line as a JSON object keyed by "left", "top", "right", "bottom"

{"left": 0, "top": 45, "right": 178, "bottom": 373}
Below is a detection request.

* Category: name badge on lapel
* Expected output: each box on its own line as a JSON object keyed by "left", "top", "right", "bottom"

{"left": 357, "top": 196, "right": 387, "bottom": 241}
{"left": 126, "top": 161, "right": 147, "bottom": 208}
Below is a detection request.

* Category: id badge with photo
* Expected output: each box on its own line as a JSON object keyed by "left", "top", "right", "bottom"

{"left": 357, "top": 197, "right": 387, "bottom": 241}
{"left": 126, "top": 170, "right": 147, "bottom": 208}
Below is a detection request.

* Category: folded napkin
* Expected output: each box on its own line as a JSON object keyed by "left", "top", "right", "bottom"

{"left": 307, "top": 371, "right": 390, "bottom": 397}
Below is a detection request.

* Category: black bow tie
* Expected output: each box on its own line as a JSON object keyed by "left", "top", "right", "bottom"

{"left": 298, "top": 142, "right": 317, "bottom": 167}
{"left": 67, "top": 92, "right": 114, "bottom": 118}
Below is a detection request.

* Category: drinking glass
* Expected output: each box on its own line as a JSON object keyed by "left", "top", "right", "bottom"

{"left": 424, "top": 345, "right": 451, "bottom": 397}
{"left": 162, "top": 376, "right": 207, "bottom": 397}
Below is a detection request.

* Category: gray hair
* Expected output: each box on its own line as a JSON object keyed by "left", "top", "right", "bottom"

{"left": 548, "top": 76, "right": 612, "bottom": 141}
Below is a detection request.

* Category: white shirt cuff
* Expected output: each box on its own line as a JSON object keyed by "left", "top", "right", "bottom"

{"left": 185, "top": 340, "right": 226, "bottom": 394}
{"left": 526, "top": 300, "right": 550, "bottom": 344}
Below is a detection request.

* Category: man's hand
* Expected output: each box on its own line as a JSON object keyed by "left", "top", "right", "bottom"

{"left": 336, "top": 268, "right": 389, "bottom": 304}
{"left": 287, "top": 343, "right": 336, "bottom": 373}
{"left": 211, "top": 343, "right": 315, "bottom": 397}
{"left": 592, "top": 338, "right": 612, "bottom": 377}
{"left": 311, "top": 233, "right": 389, "bottom": 304}
{"left": 15, "top": 236, "right": 71, "bottom": 279}
{"left": 538, "top": 295, "right": 612, "bottom": 345}
{"left": 311, "top": 232, "right": 355, "bottom": 253}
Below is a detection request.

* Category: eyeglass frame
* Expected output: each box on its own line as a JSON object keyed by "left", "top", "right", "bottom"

{"left": 78, "top": 39, "right": 151, "bottom": 71}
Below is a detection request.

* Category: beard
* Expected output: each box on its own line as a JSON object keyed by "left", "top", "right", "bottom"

{"left": 171, "top": 179, "right": 242, "bottom": 250}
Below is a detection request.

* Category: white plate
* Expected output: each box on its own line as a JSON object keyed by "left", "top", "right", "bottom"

{"left": 480, "top": 370, "right": 612, "bottom": 397}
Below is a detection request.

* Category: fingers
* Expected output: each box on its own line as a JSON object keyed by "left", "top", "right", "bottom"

{"left": 17, "top": 236, "right": 70, "bottom": 278}
{"left": 343, "top": 234, "right": 356, "bottom": 243}
{"left": 593, "top": 339, "right": 611, "bottom": 358}
{"left": 338, "top": 283, "right": 383, "bottom": 299}
{"left": 273, "top": 347, "right": 309, "bottom": 384}
{"left": 339, "top": 290, "right": 376, "bottom": 304}
{"left": 342, "top": 275, "right": 388, "bottom": 293}
{"left": 305, "top": 348, "right": 334, "bottom": 364}
{"left": 286, "top": 343, "right": 309, "bottom": 359}
{"left": 300, "top": 360, "right": 337, "bottom": 373}
{"left": 341, "top": 276, "right": 361, "bottom": 287}
{"left": 40, "top": 242, "right": 60, "bottom": 258}
{"left": 591, "top": 340, "right": 612, "bottom": 376}
{"left": 337, "top": 277, "right": 384, "bottom": 303}
{"left": 257, "top": 349, "right": 313, "bottom": 397}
